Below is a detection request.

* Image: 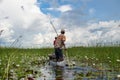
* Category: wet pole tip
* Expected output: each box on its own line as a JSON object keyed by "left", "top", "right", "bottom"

{"left": 65, "top": 64, "right": 69, "bottom": 66}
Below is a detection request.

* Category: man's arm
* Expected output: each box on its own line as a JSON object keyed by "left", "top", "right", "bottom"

{"left": 61, "top": 40, "right": 67, "bottom": 50}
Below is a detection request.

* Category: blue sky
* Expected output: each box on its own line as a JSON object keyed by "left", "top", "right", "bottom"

{"left": 87, "top": 0, "right": 120, "bottom": 20}
{"left": 38, "top": 0, "right": 120, "bottom": 21}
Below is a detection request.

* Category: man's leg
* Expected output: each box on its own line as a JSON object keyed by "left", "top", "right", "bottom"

{"left": 58, "top": 48, "right": 63, "bottom": 61}
{"left": 55, "top": 48, "right": 59, "bottom": 61}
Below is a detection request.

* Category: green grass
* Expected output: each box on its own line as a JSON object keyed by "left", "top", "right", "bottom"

{"left": 0, "top": 47, "right": 53, "bottom": 79}
{"left": 0, "top": 46, "right": 120, "bottom": 79}
{"left": 68, "top": 47, "right": 120, "bottom": 69}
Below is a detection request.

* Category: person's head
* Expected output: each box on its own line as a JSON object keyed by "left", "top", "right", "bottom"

{"left": 61, "top": 29, "right": 65, "bottom": 34}
{"left": 55, "top": 37, "right": 57, "bottom": 39}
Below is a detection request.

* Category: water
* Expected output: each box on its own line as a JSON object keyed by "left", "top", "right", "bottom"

{"left": 37, "top": 65, "right": 75, "bottom": 80}
{"left": 36, "top": 63, "right": 120, "bottom": 80}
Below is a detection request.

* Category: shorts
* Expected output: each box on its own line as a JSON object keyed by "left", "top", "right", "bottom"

{"left": 55, "top": 48, "right": 63, "bottom": 61}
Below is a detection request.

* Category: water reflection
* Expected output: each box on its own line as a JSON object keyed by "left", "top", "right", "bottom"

{"left": 54, "top": 66, "right": 64, "bottom": 80}
{"left": 38, "top": 64, "right": 74, "bottom": 80}
{"left": 38, "top": 63, "right": 120, "bottom": 80}
{"left": 51, "top": 65, "right": 74, "bottom": 80}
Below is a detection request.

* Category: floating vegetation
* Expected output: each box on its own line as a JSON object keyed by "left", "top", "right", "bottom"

{"left": 0, "top": 46, "right": 120, "bottom": 80}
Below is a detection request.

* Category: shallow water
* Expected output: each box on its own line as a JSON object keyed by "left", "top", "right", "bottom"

{"left": 36, "top": 63, "right": 120, "bottom": 80}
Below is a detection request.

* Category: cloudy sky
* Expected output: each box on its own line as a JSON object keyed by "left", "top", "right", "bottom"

{"left": 0, "top": 0, "right": 120, "bottom": 48}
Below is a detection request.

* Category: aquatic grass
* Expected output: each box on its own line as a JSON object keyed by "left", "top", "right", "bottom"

{"left": 0, "top": 46, "right": 120, "bottom": 79}
{"left": 63, "top": 46, "right": 119, "bottom": 70}
{"left": 0, "top": 47, "right": 53, "bottom": 79}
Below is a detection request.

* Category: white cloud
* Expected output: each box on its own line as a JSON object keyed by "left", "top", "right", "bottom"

{"left": 47, "top": 5, "right": 72, "bottom": 13}
{"left": 89, "top": 8, "right": 95, "bottom": 15}
{"left": 33, "top": 33, "right": 44, "bottom": 44}
{"left": 57, "top": 5, "right": 72, "bottom": 12}
{"left": 0, "top": 0, "right": 51, "bottom": 47}
{"left": 63, "top": 20, "right": 120, "bottom": 46}
{"left": 0, "top": 21, "right": 14, "bottom": 42}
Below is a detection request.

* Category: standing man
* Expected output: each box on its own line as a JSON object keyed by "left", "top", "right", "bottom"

{"left": 54, "top": 29, "right": 66, "bottom": 62}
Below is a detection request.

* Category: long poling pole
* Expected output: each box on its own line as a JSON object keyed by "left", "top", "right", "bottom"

{"left": 50, "top": 20, "right": 58, "bottom": 37}
{"left": 65, "top": 49, "right": 71, "bottom": 66}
